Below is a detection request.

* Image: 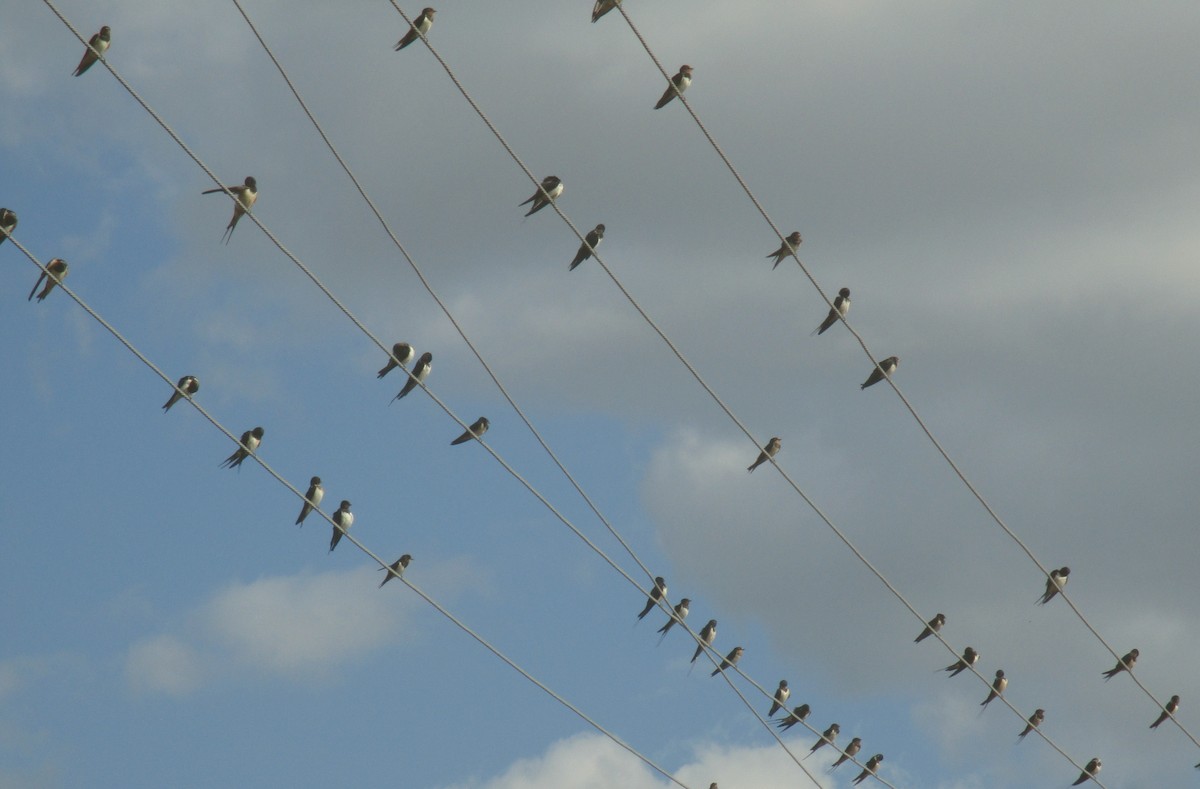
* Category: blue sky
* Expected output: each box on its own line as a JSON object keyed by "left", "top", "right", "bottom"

{"left": 3, "top": 1, "right": 1200, "bottom": 787}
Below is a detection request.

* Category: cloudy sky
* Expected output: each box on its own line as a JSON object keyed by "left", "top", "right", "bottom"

{"left": 3, "top": 1, "right": 1199, "bottom": 787}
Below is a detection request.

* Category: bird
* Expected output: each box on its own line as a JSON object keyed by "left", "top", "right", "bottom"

{"left": 636, "top": 577, "right": 667, "bottom": 621}
{"left": 914, "top": 613, "right": 945, "bottom": 643}
{"left": 710, "top": 646, "right": 743, "bottom": 677}
{"left": 943, "top": 646, "right": 979, "bottom": 677}
{"left": 805, "top": 723, "right": 839, "bottom": 758}
{"left": 220, "top": 427, "right": 264, "bottom": 470}
{"left": 391, "top": 351, "right": 432, "bottom": 402}
{"left": 1102, "top": 649, "right": 1138, "bottom": 680}
{"left": 775, "top": 704, "right": 810, "bottom": 732}
{"left": 0, "top": 208, "right": 17, "bottom": 244}
{"left": 202, "top": 176, "right": 257, "bottom": 243}
{"left": 768, "top": 680, "right": 790, "bottom": 717}
{"left": 689, "top": 619, "right": 717, "bottom": 668}
{"left": 1017, "top": 708, "right": 1044, "bottom": 740}
{"left": 329, "top": 500, "right": 353, "bottom": 552}
{"left": 1150, "top": 695, "right": 1180, "bottom": 729}
{"left": 1037, "top": 566, "right": 1070, "bottom": 605}
{"left": 814, "top": 288, "right": 852, "bottom": 335}
{"left": 379, "top": 554, "right": 412, "bottom": 587}
{"left": 852, "top": 754, "right": 883, "bottom": 786}
{"left": 569, "top": 224, "right": 605, "bottom": 270}
{"left": 980, "top": 669, "right": 1006, "bottom": 708}
{"left": 1072, "top": 758, "right": 1101, "bottom": 785}
{"left": 765, "top": 231, "right": 802, "bottom": 269}
{"left": 72, "top": 26, "right": 111, "bottom": 76}
{"left": 591, "top": 0, "right": 620, "bottom": 23}
{"left": 860, "top": 356, "right": 898, "bottom": 389}
{"left": 28, "top": 258, "right": 69, "bottom": 302}
{"left": 747, "top": 437, "right": 781, "bottom": 473}
{"left": 451, "top": 417, "right": 489, "bottom": 446}
{"left": 830, "top": 738, "right": 862, "bottom": 771}
{"left": 377, "top": 342, "right": 414, "bottom": 378}
{"left": 656, "top": 598, "right": 689, "bottom": 642}
{"left": 519, "top": 175, "right": 563, "bottom": 217}
{"left": 162, "top": 375, "right": 200, "bottom": 413}
{"left": 394, "top": 7, "right": 435, "bottom": 50}
{"left": 295, "top": 476, "right": 324, "bottom": 526}
{"left": 654, "top": 65, "right": 693, "bottom": 109}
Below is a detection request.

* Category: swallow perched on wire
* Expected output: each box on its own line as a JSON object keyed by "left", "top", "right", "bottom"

{"left": 329, "top": 500, "right": 353, "bottom": 552}
{"left": 830, "top": 738, "right": 862, "bottom": 771}
{"left": 765, "top": 232, "right": 802, "bottom": 269}
{"left": 860, "top": 356, "right": 898, "bottom": 389}
{"left": 943, "top": 646, "right": 979, "bottom": 677}
{"left": 804, "top": 723, "right": 839, "bottom": 759}
{"left": 73, "top": 26, "right": 111, "bottom": 76}
{"left": 220, "top": 426, "right": 264, "bottom": 470}
{"left": 1037, "top": 566, "right": 1070, "bottom": 605}
{"left": 852, "top": 754, "right": 883, "bottom": 786}
{"left": 202, "top": 176, "right": 257, "bottom": 243}
{"left": 914, "top": 613, "right": 945, "bottom": 643}
{"left": 747, "top": 437, "right": 781, "bottom": 473}
{"left": 710, "top": 646, "right": 743, "bottom": 677}
{"left": 591, "top": 0, "right": 621, "bottom": 22}
{"left": 656, "top": 598, "right": 689, "bottom": 643}
{"left": 814, "top": 288, "right": 852, "bottom": 335}
{"left": 1102, "top": 649, "right": 1138, "bottom": 681}
{"left": 391, "top": 351, "right": 432, "bottom": 402}
{"left": 394, "top": 7, "right": 435, "bottom": 50}
{"left": 377, "top": 342, "right": 414, "bottom": 378}
{"left": 28, "top": 258, "right": 69, "bottom": 302}
{"left": 1072, "top": 758, "right": 1101, "bottom": 785}
{"left": 776, "top": 704, "right": 810, "bottom": 732}
{"left": 636, "top": 576, "right": 667, "bottom": 621}
{"left": 1150, "top": 695, "right": 1180, "bottom": 729}
{"left": 654, "top": 65, "right": 693, "bottom": 109}
{"left": 162, "top": 375, "right": 199, "bottom": 413}
{"left": 569, "top": 224, "right": 605, "bottom": 270}
{"left": 451, "top": 417, "right": 489, "bottom": 446}
{"left": 295, "top": 476, "right": 324, "bottom": 526}
{"left": 768, "top": 680, "right": 790, "bottom": 717}
{"left": 519, "top": 175, "right": 563, "bottom": 217}
{"left": 0, "top": 208, "right": 17, "bottom": 244}
{"left": 980, "top": 669, "right": 1006, "bottom": 708}
{"left": 1018, "top": 708, "right": 1044, "bottom": 740}
{"left": 379, "top": 554, "right": 412, "bottom": 587}
{"left": 689, "top": 619, "right": 717, "bottom": 669}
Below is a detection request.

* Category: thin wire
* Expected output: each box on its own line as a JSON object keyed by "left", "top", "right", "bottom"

{"left": 6, "top": 232, "right": 693, "bottom": 789}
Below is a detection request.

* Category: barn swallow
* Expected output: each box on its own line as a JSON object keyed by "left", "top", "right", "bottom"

{"left": 1102, "top": 649, "right": 1138, "bottom": 680}
{"left": 914, "top": 613, "right": 945, "bottom": 643}
{"left": 830, "top": 738, "right": 862, "bottom": 771}
{"left": 860, "top": 356, "right": 898, "bottom": 389}
{"left": 768, "top": 680, "right": 790, "bottom": 717}
{"left": 451, "top": 417, "right": 489, "bottom": 446}
{"left": 776, "top": 704, "right": 810, "bottom": 732}
{"left": 654, "top": 65, "right": 693, "bottom": 109}
{"left": 28, "top": 258, "right": 69, "bottom": 302}
{"left": 569, "top": 224, "right": 605, "bottom": 270}
{"left": 220, "top": 426, "right": 263, "bottom": 470}
{"left": 377, "top": 342, "right": 414, "bottom": 378}
{"left": 0, "top": 208, "right": 16, "bottom": 244}
{"left": 980, "top": 670, "right": 1006, "bottom": 708}
{"left": 656, "top": 598, "right": 689, "bottom": 642}
{"left": 636, "top": 576, "right": 667, "bottom": 621}
{"left": 329, "top": 500, "right": 353, "bottom": 552}
{"left": 1072, "top": 758, "right": 1101, "bottom": 785}
{"left": 852, "top": 754, "right": 883, "bottom": 786}
{"left": 814, "top": 288, "right": 852, "bottom": 335}
{"left": 162, "top": 375, "right": 200, "bottom": 413}
{"left": 379, "top": 554, "right": 412, "bottom": 586}
{"left": 1018, "top": 708, "right": 1044, "bottom": 740}
{"left": 689, "top": 619, "right": 717, "bottom": 667}
{"left": 1150, "top": 695, "right": 1180, "bottom": 729}
{"left": 519, "top": 176, "right": 563, "bottom": 217}
{"left": 72, "top": 26, "right": 111, "bottom": 76}
{"left": 765, "top": 232, "right": 802, "bottom": 269}
{"left": 1037, "top": 567, "right": 1070, "bottom": 605}
{"left": 710, "top": 646, "right": 743, "bottom": 677}
{"left": 394, "top": 7, "right": 435, "bottom": 50}
{"left": 295, "top": 476, "right": 324, "bottom": 526}
{"left": 943, "top": 646, "right": 979, "bottom": 677}
{"left": 804, "top": 723, "right": 839, "bottom": 758}
{"left": 391, "top": 351, "right": 432, "bottom": 402}
{"left": 747, "top": 437, "right": 781, "bottom": 473}
{"left": 591, "top": 0, "right": 621, "bottom": 23}
{"left": 202, "top": 176, "right": 257, "bottom": 243}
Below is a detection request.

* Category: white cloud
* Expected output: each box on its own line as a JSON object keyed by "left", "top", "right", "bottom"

{"left": 125, "top": 634, "right": 204, "bottom": 697}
